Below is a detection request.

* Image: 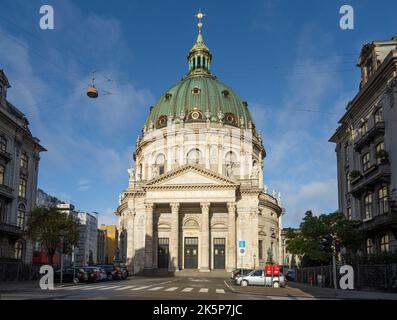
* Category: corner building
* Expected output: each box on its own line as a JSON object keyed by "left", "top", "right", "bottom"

{"left": 116, "top": 17, "right": 285, "bottom": 274}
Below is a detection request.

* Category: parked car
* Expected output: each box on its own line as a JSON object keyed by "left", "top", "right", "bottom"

{"left": 230, "top": 268, "right": 253, "bottom": 280}
{"left": 54, "top": 267, "right": 88, "bottom": 283}
{"left": 235, "top": 269, "right": 287, "bottom": 288}
{"left": 286, "top": 269, "right": 297, "bottom": 282}
{"left": 119, "top": 266, "right": 129, "bottom": 279}
{"left": 97, "top": 264, "right": 122, "bottom": 280}
{"left": 97, "top": 267, "right": 108, "bottom": 281}
{"left": 82, "top": 267, "right": 101, "bottom": 282}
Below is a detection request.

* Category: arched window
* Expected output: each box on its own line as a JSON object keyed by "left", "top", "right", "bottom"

{"left": 225, "top": 151, "right": 237, "bottom": 165}
{"left": 187, "top": 148, "right": 202, "bottom": 164}
{"left": 155, "top": 154, "right": 165, "bottom": 176}
{"left": 17, "top": 203, "right": 26, "bottom": 230}
{"left": 374, "top": 107, "right": 384, "bottom": 124}
{"left": 15, "top": 241, "right": 23, "bottom": 260}
{"left": 157, "top": 115, "right": 167, "bottom": 128}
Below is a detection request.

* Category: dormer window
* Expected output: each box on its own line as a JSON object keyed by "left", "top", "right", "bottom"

{"left": 374, "top": 107, "right": 384, "bottom": 123}
{"left": 157, "top": 115, "right": 168, "bottom": 128}
{"left": 222, "top": 90, "right": 229, "bottom": 97}
{"left": 164, "top": 93, "right": 172, "bottom": 100}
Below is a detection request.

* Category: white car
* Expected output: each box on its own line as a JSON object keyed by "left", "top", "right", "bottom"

{"left": 235, "top": 269, "right": 287, "bottom": 288}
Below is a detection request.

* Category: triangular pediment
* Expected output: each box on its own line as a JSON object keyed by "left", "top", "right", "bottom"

{"left": 145, "top": 164, "right": 237, "bottom": 187}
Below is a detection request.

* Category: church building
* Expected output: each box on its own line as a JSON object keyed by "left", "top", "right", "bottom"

{"left": 116, "top": 12, "right": 285, "bottom": 274}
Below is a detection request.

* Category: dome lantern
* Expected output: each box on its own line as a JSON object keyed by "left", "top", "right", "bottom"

{"left": 188, "top": 10, "right": 212, "bottom": 74}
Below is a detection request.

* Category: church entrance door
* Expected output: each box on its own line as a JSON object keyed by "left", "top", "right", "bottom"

{"left": 213, "top": 238, "right": 226, "bottom": 269}
{"left": 158, "top": 238, "right": 169, "bottom": 268}
{"left": 184, "top": 237, "right": 198, "bottom": 269}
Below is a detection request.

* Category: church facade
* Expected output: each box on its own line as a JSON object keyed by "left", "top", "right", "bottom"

{"left": 116, "top": 13, "right": 285, "bottom": 274}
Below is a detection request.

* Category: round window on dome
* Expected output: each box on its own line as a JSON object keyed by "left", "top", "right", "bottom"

{"left": 188, "top": 109, "right": 203, "bottom": 120}
{"left": 157, "top": 115, "right": 168, "bottom": 128}
{"left": 222, "top": 90, "right": 230, "bottom": 97}
{"left": 224, "top": 113, "right": 236, "bottom": 124}
{"left": 192, "top": 87, "right": 201, "bottom": 95}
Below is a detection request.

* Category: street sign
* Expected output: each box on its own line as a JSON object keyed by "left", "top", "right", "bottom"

{"left": 238, "top": 240, "right": 246, "bottom": 257}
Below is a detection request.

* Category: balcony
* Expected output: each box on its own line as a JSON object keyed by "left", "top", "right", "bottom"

{"left": 0, "top": 184, "right": 14, "bottom": 202}
{"left": 350, "top": 163, "right": 391, "bottom": 196}
{"left": 0, "top": 149, "right": 12, "bottom": 163}
{"left": 354, "top": 121, "right": 385, "bottom": 151}
{"left": 0, "top": 222, "right": 23, "bottom": 237}
{"left": 360, "top": 211, "right": 397, "bottom": 233}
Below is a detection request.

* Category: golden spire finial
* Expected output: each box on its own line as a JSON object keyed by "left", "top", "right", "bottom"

{"left": 195, "top": 9, "right": 205, "bottom": 33}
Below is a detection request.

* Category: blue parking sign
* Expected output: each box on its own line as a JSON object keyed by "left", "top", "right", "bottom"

{"left": 238, "top": 240, "right": 246, "bottom": 248}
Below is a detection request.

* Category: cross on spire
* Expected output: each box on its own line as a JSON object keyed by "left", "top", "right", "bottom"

{"left": 195, "top": 9, "right": 205, "bottom": 33}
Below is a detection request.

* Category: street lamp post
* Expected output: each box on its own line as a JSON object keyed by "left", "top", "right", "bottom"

{"left": 59, "top": 230, "right": 66, "bottom": 286}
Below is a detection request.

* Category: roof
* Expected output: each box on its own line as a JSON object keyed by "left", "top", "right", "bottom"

{"left": 144, "top": 73, "right": 253, "bottom": 128}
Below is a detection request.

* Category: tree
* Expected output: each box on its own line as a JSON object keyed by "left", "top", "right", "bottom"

{"left": 26, "top": 206, "right": 80, "bottom": 265}
{"left": 286, "top": 210, "right": 362, "bottom": 267}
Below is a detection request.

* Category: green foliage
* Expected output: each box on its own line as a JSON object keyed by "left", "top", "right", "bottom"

{"left": 26, "top": 206, "right": 80, "bottom": 265}
{"left": 286, "top": 210, "right": 363, "bottom": 267}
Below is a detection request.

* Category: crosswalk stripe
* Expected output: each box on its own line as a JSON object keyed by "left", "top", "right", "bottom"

{"left": 216, "top": 289, "right": 225, "bottom": 294}
{"left": 165, "top": 287, "right": 179, "bottom": 292}
{"left": 148, "top": 287, "right": 164, "bottom": 291}
{"left": 131, "top": 286, "right": 152, "bottom": 291}
{"left": 63, "top": 286, "right": 86, "bottom": 290}
{"left": 82, "top": 285, "right": 108, "bottom": 291}
{"left": 97, "top": 285, "right": 122, "bottom": 290}
{"left": 114, "top": 286, "right": 136, "bottom": 291}
{"left": 181, "top": 287, "right": 193, "bottom": 292}
{"left": 199, "top": 288, "right": 209, "bottom": 293}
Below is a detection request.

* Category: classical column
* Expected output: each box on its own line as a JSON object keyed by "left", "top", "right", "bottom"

{"left": 227, "top": 202, "right": 237, "bottom": 271}
{"left": 144, "top": 202, "right": 154, "bottom": 271}
{"left": 200, "top": 202, "right": 211, "bottom": 272}
{"left": 169, "top": 203, "right": 180, "bottom": 271}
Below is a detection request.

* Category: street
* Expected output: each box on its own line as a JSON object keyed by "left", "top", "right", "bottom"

{"left": 0, "top": 276, "right": 320, "bottom": 300}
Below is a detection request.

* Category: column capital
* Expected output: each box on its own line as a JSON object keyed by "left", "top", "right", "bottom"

{"left": 227, "top": 202, "right": 236, "bottom": 213}
{"left": 145, "top": 202, "right": 154, "bottom": 211}
{"left": 170, "top": 202, "right": 180, "bottom": 213}
{"left": 200, "top": 202, "right": 211, "bottom": 212}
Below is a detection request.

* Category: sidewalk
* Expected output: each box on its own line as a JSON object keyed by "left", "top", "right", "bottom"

{"left": 289, "top": 282, "right": 397, "bottom": 300}
{"left": 0, "top": 280, "right": 73, "bottom": 292}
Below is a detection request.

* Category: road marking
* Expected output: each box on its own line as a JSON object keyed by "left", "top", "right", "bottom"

{"left": 97, "top": 285, "right": 123, "bottom": 290}
{"left": 165, "top": 287, "right": 179, "bottom": 292}
{"left": 199, "top": 288, "right": 209, "bottom": 293}
{"left": 63, "top": 286, "right": 87, "bottom": 290}
{"left": 131, "top": 286, "right": 152, "bottom": 291}
{"left": 181, "top": 287, "right": 193, "bottom": 292}
{"left": 216, "top": 289, "right": 225, "bottom": 294}
{"left": 82, "top": 285, "right": 108, "bottom": 291}
{"left": 148, "top": 287, "right": 164, "bottom": 291}
{"left": 114, "top": 286, "right": 136, "bottom": 291}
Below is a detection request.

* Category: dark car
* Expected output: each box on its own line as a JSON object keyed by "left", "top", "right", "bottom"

{"left": 231, "top": 268, "right": 253, "bottom": 280}
{"left": 97, "top": 264, "right": 122, "bottom": 280}
{"left": 54, "top": 267, "right": 88, "bottom": 283}
{"left": 82, "top": 267, "right": 101, "bottom": 282}
{"left": 286, "top": 269, "right": 297, "bottom": 282}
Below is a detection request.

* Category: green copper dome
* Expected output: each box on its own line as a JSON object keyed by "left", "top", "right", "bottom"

{"left": 144, "top": 13, "right": 253, "bottom": 130}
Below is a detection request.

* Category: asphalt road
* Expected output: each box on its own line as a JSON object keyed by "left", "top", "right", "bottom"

{"left": 0, "top": 276, "right": 318, "bottom": 300}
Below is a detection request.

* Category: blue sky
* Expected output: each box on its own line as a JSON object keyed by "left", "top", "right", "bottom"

{"left": 0, "top": 0, "right": 396, "bottom": 227}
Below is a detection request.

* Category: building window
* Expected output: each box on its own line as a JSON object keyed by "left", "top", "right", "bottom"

{"left": 347, "top": 207, "right": 352, "bottom": 220}
{"left": 0, "top": 136, "right": 6, "bottom": 153}
{"left": 364, "top": 193, "right": 373, "bottom": 220}
{"left": 20, "top": 152, "right": 28, "bottom": 169}
{"left": 344, "top": 144, "right": 349, "bottom": 164}
{"left": 360, "top": 121, "right": 368, "bottom": 136}
{"left": 17, "top": 204, "right": 26, "bottom": 230}
{"left": 374, "top": 108, "right": 384, "bottom": 123}
{"left": 378, "top": 185, "right": 389, "bottom": 215}
{"left": 155, "top": 154, "right": 165, "bottom": 176}
{"left": 19, "top": 178, "right": 27, "bottom": 198}
{"left": 366, "top": 238, "right": 374, "bottom": 255}
{"left": 15, "top": 241, "right": 23, "bottom": 260}
{"left": 0, "top": 165, "right": 4, "bottom": 185}
{"left": 187, "top": 148, "right": 201, "bottom": 165}
{"left": 380, "top": 234, "right": 390, "bottom": 252}
{"left": 362, "top": 152, "right": 370, "bottom": 171}
{"left": 258, "top": 240, "right": 263, "bottom": 260}
{"left": 375, "top": 142, "right": 386, "bottom": 164}
{"left": 0, "top": 200, "right": 3, "bottom": 223}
